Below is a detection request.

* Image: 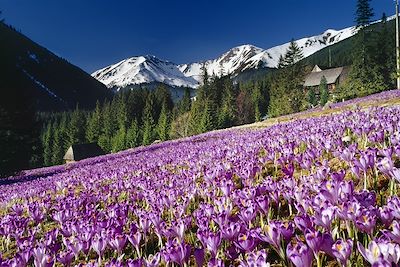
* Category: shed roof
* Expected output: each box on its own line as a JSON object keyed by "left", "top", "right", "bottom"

{"left": 63, "top": 143, "right": 104, "bottom": 161}
{"left": 304, "top": 66, "right": 344, "bottom": 87}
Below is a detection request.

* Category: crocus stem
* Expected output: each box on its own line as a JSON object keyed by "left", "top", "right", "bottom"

{"left": 316, "top": 253, "right": 322, "bottom": 267}
{"left": 364, "top": 172, "right": 367, "bottom": 190}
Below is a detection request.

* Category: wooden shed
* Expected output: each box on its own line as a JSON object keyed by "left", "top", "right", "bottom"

{"left": 304, "top": 65, "right": 350, "bottom": 92}
{"left": 63, "top": 143, "right": 104, "bottom": 164}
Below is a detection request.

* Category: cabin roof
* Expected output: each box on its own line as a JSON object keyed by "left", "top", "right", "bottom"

{"left": 304, "top": 66, "right": 344, "bottom": 87}
{"left": 63, "top": 143, "right": 104, "bottom": 161}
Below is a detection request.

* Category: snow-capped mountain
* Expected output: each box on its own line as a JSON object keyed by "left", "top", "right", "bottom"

{"left": 92, "top": 25, "right": 356, "bottom": 89}
{"left": 92, "top": 55, "right": 199, "bottom": 89}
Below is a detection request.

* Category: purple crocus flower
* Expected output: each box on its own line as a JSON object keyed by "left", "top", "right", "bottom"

{"left": 57, "top": 250, "right": 74, "bottom": 266}
{"left": 258, "top": 221, "right": 282, "bottom": 251}
{"left": 205, "top": 232, "right": 221, "bottom": 257}
{"left": 286, "top": 240, "right": 313, "bottom": 267}
{"left": 144, "top": 253, "right": 161, "bottom": 267}
{"left": 32, "top": 247, "right": 54, "bottom": 267}
{"left": 221, "top": 222, "right": 241, "bottom": 241}
{"left": 320, "top": 233, "right": 335, "bottom": 257}
{"left": 164, "top": 239, "right": 191, "bottom": 266}
{"left": 109, "top": 233, "right": 127, "bottom": 254}
{"left": 194, "top": 248, "right": 205, "bottom": 267}
{"left": 294, "top": 215, "right": 314, "bottom": 233}
{"left": 379, "top": 206, "right": 394, "bottom": 227}
{"left": 355, "top": 210, "right": 376, "bottom": 234}
{"left": 128, "top": 231, "right": 142, "bottom": 256}
{"left": 236, "top": 232, "right": 257, "bottom": 252}
{"left": 392, "top": 168, "right": 400, "bottom": 183}
{"left": 239, "top": 249, "right": 270, "bottom": 267}
{"left": 332, "top": 239, "right": 353, "bottom": 266}
{"left": 305, "top": 229, "right": 323, "bottom": 254}
{"left": 126, "top": 259, "right": 144, "bottom": 267}
{"left": 91, "top": 236, "right": 107, "bottom": 258}
{"left": 357, "top": 241, "right": 384, "bottom": 265}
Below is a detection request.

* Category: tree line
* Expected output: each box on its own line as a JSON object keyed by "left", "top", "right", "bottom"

{"left": 41, "top": 77, "right": 270, "bottom": 166}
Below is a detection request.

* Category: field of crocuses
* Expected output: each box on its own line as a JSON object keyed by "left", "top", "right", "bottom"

{"left": 2, "top": 101, "right": 400, "bottom": 266}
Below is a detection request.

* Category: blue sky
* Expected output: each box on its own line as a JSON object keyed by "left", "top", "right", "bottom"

{"left": 0, "top": 0, "right": 394, "bottom": 73}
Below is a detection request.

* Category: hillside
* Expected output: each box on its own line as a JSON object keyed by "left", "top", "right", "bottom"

{"left": 302, "top": 17, "right": 396, "bottom": 68}
{"left": 0, "top": 22, "right": 112, "bottom": 111}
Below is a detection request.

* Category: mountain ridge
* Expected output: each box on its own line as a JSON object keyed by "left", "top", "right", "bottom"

{"left": 92, "top": 24, "right": 356, "bottom": 90}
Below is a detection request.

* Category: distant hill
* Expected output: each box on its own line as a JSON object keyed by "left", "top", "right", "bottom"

{"left": 0, "top": 22, "right": 112, "bottom": 111}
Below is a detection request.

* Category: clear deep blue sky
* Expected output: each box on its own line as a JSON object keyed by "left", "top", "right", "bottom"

{"left": 0, "top": 0, "right": 395, "bottom": 73}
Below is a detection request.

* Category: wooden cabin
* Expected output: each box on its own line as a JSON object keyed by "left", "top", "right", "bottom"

{"left": 63, "top": 143, "right": 104, "bottom": 164}
{"left": 304, "top": 65, "right": 350, "bottom": 92}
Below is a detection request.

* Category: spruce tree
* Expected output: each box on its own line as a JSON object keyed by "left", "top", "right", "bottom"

{"left": 157, "top": 104, "right": 170, "bottom": 141}
{"left": 51, "top": 120, "right": 64, "bottom": 165}
{"left": 218, "top": 78, "right": 236, "bottom": 128}
{"left": 43, "top": 121, "right": 54, "bottom": 166}
{"left": 126, "top": 119, "right": 140, "bottom": 148}
{"left": 319, "top": 76, "right": 329, "bottom": 106}
{"left": 307, "top": 87, "right": 317, "bottom": 107}
{"left": 345, "top": 1, "right": 386, "bottom": 98}
{"left": 86, "top": 100, "right": 102, "bottom": 143}
{"left": 252, "top": 82, "right": 263, "bottom": 122}
{"left": 142, "top": 94, "right": 156, "bottom": 145}
{"left": 269, "top": 40, "right": 305, "bottom": 116}
{"left": 111, "top": 125, "right": 126, "bottom": 153}
{"left": 355, "top": 0, "right": 374, "bottom": 28}
{"left": 67, "top": 105, "right": 85, "bottom": 147}
{"left": 374, "top": 13, "right": 394, "bottom": 89}
{"left": 178, "top": 88, "right": 192, "bottom": 115}
{"left": 199, "top": 101, "right": 214, "bottom": 133}
{"left": 98, "top": 101, "right": 113, "bottom": 152}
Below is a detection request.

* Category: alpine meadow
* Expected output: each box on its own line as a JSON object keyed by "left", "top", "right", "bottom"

{"left": 2, "top": 0, "right": 400, "bottom": 266}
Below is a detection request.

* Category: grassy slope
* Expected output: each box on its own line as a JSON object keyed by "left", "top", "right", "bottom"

{"left": 238, "top": 90, "right": 400, "bottom": 130}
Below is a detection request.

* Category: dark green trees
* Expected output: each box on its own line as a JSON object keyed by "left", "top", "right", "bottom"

{"left": 269, "top": 40, "right": 305, "bottom": 117}
{"left": 344, "top": 0, "right": 387, "bottom": 98}
{"left": 319, "top": 76, "right": 329, "bottom": 106}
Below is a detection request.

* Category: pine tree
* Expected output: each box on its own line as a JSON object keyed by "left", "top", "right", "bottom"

{"left": 269, "top": 40, "right": 305, "bottom": 116}
{"left": 178, "top": 88, "right": 192, "bottom": 115}
{"left": 126, "top": 119, "right": 140, "bottom": 148}
{"left": 307, "top": 87, "right": 317, "bottom": 107}
{"left": 43, "top": 121, "right": 54, "bottom": 166}
{"left": 252, "top": 82, "right": 263, "bottom": 122}
{"left": 199, "top": 101, "right": 214, "bottom": 133}
{"left": 279, "top": 39, "right": 304, "bottom": 67}
{"left": 51, "top": 120, "right": 64, "bottom": 165}
{"left": 86, "top": 100, "right": 102, "bottom": 143}
{"left": 355, "top": 0, "right": 374, "bottom": 28}
{"left": 67, "top": 105, "right": 85, "bottom": 147}
{"left": 345, "top": 1, "right": 386, "bottom": 99}
{"left": 142, "top": 94, "right": 156, "bottom": 145}
{"left": 218, "top": 78, "right": 236, "bottom": 128}
{"left": 373, "top": 13, "right": 394, "bottom": 89}
{"left": 99, "top": 101, "right": 113, "bottom": 152}
{"left": 111, "top": 125, "right": 126, "bottom": 153}
{"left": 319, "top": 76, "right": 329, "bottom": 106}
{"left": 157, "top": 104, "right": 170, "bottom": 141}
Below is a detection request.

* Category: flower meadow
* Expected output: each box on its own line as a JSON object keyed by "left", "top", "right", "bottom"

{"left": 2, "top": 102, "right": 400, "bottom": 266}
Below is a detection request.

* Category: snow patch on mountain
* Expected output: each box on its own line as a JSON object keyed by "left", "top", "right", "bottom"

{"left": 21, "top": 69, "right": 64, "bottom": 102}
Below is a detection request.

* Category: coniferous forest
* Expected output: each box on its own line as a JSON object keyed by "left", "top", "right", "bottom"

{"left": 40, "top": 76, "right": 270, "bottom": 167}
